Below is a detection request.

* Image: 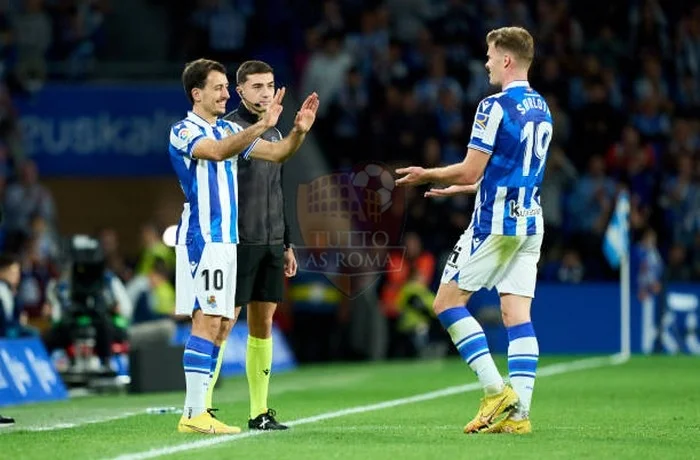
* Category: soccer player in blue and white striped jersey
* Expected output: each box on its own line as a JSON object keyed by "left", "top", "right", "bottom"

{"left": 169, "top": 58, "right": 318, "bottom": 434}
{"left": 396, "top": 27, "right": 552, "bottom": 435}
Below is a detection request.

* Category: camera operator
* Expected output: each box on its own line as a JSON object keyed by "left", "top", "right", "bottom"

{"left": 45, "top": 235, "right": 130, "bottom": 374}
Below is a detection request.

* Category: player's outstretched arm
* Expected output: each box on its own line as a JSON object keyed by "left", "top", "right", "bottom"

{"left": 424, "top": 182, "right": 481, "bottom": 198}
{"left": 396, "top": 148, "right": 489, "bottom": 187}
{"left": 191, "top": 88, "right": 287, "bottom": 162}
{"left": 250, "top": 92, "right": 319, "bottom": 163}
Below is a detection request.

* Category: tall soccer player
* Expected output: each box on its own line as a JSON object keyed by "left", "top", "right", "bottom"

{"left": 395, "top": 27, "right": 552, "bottom": 434}
{"left": 205, "top": 60, "right": 318, "bottom": 430}
{"left": 169, "top": 58, "right": 319, "bottom": 434}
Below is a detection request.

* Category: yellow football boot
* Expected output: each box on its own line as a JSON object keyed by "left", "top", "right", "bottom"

{"left": 483, "top": 416, "right": 532, "bottom": 434}
{"left": 463, "top": 384, "right": 518, "bottom": 434}
{"left": 177, "top": 411, "right": 241, "bottom": 435}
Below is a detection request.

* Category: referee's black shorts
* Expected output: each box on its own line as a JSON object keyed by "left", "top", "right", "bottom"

{"left": 235, "top": 244, "right": 285, "bottom": 306}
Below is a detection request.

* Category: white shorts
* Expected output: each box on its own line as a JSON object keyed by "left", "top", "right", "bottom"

{"left": 440, "top": 228, "right": 543, "bottom": 298}
{"left": 175, "top": 242, "right": 237, "bottom": 318}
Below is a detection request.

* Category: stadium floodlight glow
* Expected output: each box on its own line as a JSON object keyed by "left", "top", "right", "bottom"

{"left": 162, "top": 225, "right": 178, "bottom": 247}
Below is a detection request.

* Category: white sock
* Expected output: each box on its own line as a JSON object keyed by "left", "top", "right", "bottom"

{"left": 438, "top": 307, "right": 504, "bottom": 394}
{"left": 182, "top": 335, "right": 214, "bottom": 418}
{"left": 507, "top": 322, "right": 539, "bottom": 417}
{"left": 184, "top": 372, "right": 210, "bottom": 418}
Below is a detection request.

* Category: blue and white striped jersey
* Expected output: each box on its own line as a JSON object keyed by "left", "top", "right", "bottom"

{"left": 468, "top": 81, "right": 553, "bottom": 236}
{"left": 168, "top": 111, "right": 258, "bottom": 245}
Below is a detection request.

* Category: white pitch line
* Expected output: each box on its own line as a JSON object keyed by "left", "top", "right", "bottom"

{"left": 23, "top": 412, "right": 143, "bottom": 432}
{"left": 2, "top": 371, "right": 372, "bottom": 434}
{"left": 110, "top": 353, "right": 629, "bottom": 460}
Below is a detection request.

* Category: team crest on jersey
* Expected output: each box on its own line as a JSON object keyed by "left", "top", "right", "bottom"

{"left": 206, "top": 295, "right": 217, "bottom": 308}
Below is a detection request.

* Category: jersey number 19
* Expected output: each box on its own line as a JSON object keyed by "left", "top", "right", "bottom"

{"left": 521, "top": 120, "right": 553, "bottom": 177}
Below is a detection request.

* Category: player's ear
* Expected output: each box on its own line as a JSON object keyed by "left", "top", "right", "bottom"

{"left": 503, "top": 53, "right": 512, "bottom": 69}
{"left": 192, "top": 88, "right": 201, "bottom": 103}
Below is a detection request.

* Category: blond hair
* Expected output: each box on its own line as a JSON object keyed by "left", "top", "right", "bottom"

{"left": 486, "top": 27, "right": 535, "bottom": 67}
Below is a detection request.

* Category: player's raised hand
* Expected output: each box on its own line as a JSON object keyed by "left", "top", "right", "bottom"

{"left": 395, "top": 166, "right": 428, "bottom": 186}
{"left": 262, "top": 87, "right": 286, "bottom": 128}
{"left": 424, "top": 184, "right": 479, "bottom": 198}
{"left": 294, "top": 92, "right": 319, "bottom": 133}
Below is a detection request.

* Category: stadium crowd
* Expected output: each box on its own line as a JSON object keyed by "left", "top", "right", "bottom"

{"left": 0, "top": 0, "right": 698, "bottom": 361}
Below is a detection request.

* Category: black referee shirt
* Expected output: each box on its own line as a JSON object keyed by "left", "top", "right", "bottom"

{"left": 224, "top": 103, "right": 290, "bottom": 246}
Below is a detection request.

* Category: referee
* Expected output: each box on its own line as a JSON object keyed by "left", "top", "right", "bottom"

{"left": 205, "top": 60, "right": 317, "bottom": 430}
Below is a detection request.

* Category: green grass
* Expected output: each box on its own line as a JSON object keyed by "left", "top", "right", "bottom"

{"left": 2, "top": 356, "right": 700, "bottom": 460}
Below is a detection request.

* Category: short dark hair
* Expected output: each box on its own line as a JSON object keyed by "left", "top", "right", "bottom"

{"left": 0, "top": 253, "right": 19, "bottom": 272}
{"left": 236, "top": 60, "right": 274, "bottom": 85}
{"left": 182, "top": 58, "right": 227, "bottom": 104}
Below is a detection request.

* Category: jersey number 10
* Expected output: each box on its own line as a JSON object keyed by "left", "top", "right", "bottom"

{"left": 202, "top": 269, "right": 224, "bottom": 291}
{"left": 521, "top": 120, "right": 553, "bottom": 177}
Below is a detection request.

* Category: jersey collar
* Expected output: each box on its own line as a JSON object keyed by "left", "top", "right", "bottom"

{"left": 504, "top": 80, "right": 530, "bottom": 90}
{"left": 187, "top": 111, "right": 216, "bottom": 128}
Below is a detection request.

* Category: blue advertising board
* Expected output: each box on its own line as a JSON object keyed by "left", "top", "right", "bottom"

{"left": 15, "top": 84, "right": 189, "bottom": 176}
{"left": 470, "top": 282, "right": 700, "bottom": 355}
{"left": 0, "top": 337, "right": 68, "bottom": 407}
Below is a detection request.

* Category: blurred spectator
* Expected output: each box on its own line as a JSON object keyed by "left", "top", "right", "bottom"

{"left": 541, "top": 144, "right": 577, "bottom": 251}
{"left": 659, "top": 154, "right": 698, "bottom": 247}
{"left": 379, "top": 231, "right": 434, "bottom": 357}
{"left": 11, "top": 0, "right": 52, "bottom": 92}
{"left": 0, "top": 252, "right": 36, "bottom": 338}
{"left": 568, "top": 155, "right": 616, "bottom": 237}
{"left": 188, "top": 0, "right": 253, "bottom": 65}
{"left": 414, "top": 53, "right": 463, "bottom": 110}
{"left": 585, "top": 24, "right": 626, "bottom": 72}
{"left": 384, "top": 0, "right": 434, "bottom": 44}
{"left": 541, "top": 247, "right": 585, "bottom": 284}
{"left": 301, "top": 31, "right": 352, "bottom": 120}
{"left": 605, "top": 126, "right": 655, "bottom": 178}
{"left": 50, "top": 0, "right": 109, "bottom": 78}
{"left": 16, "top": 230, "right": 58, "bottom": 333}
{"left": 131, "top": 257, "right": 174, "bottom": 324}
{"left": 533, "top": 57, "right": 569, "bottom": 110}
{"left": 97, "top": 226, "right": 132, "bottom": 282}
{"left": 134, "top": 222, "right": 174, "bottom": 277}
{"left": 631, "top": 91, "right": 672, "bottom": 142}
{"left": 3, "top": 160, "right": 56, "bottom": 248}
{"left": 635, "top": 227, "right": 663, "bottom": 302}
{"left": 628, "top": 0, "right": 671, "bottom": 60}
{"left": 328, "top": 65, "right": 370, "bottom": 165}
{"left": 393, "top": 266, "right": 437, "bottom": 358}
{"left": 664, "top": 243, "right": 692, "bottom": 282}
